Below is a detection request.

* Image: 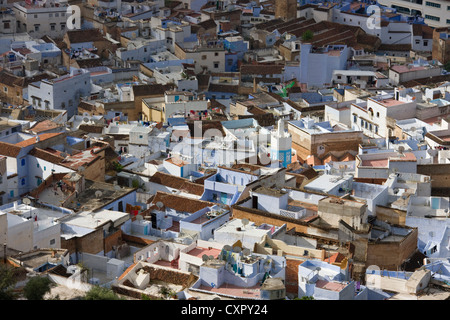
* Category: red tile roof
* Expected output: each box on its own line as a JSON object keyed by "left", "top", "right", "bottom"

{"left": 15, "top": 132, "right": 64, "bottom": 148}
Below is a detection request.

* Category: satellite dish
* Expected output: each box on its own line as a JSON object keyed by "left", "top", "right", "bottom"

{"left": 223, "top": 245, "right": 232, "bottom": 252}
{"left": 60, "top": 152, "right": 68, "bottom": 158}
{"left": 79, "top": 166, "right": 85, "bottom": 172}
{"left": 95, "top": 191, "right": 103, "bottom": 198}
{"left": 410, "top": 126, "right": 416, "bottom": 132}
{"left": 208, "top": 255, "right": 214, "bottom": 260}
{"left": 242, "top": 248, "right": 251, "bottom": 256}
{"left": 135, "top": 215, "right": 143, "bottom": 221}
{"left": 23, "top": 198, "right": 31, "bottom": 205}
{"left": 232, "top": 246, "right": 242, "bottom": 253}
{"left": 398, "top": 146, "right": 405, "bottom": 154}
{"left": 83, "top": 117, "right": 89, "bottom": 123}
{"left": 241, "top": 218, "right": 249, "bottom": 228}
{"left": 202, "top": 254, "right": 209, "bottom": 262}
{"left": 114, "top": 185, "right": 121, "bottom": 190}
{"left": 156, "top": 202, "right": 164, "bottom": 209}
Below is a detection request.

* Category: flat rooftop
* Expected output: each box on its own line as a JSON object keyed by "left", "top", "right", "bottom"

{"left": 196, "top": 283, "right": 261, "bottom": 299}
{"left": 187, "top": 247, "right": 221, "bottom": 259}
{"left": 315, "top": 279, "right": 348, "bottom": 292}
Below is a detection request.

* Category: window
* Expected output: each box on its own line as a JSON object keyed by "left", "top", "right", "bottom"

{"left": 50, "top": 239, "right": 55, "bottom": 245}
{"left": 61, "top": 23, "right": 65, "bottom": 30}
{"left": 21, "top": 178, "right": 25, "bottom": 186}
{"left": 425, "top": 1, "right": 440, "bottom": 8}
{"left": 423, "top": 40, "right": 428, "bottom": 46}
{"left": 3, "top": 87, "right": 7, "bottom": 93}
{"left": 353, "top": 115, "right": 357, "bottom": 123}
{"left": 425, "top": 15, "right": 440, "bottom": 21}
{"left": 447, "top": 19, "right": 450, "bottom": 24}
{"left": 50, "top": 24, "right": 55, "bottom": 31}
{"left": 34, "top": 14, "right": 38, "bottom": 18}
{"left": 34, "top": 24, "right": 39, "bottom": 31}
{"left": 37, "top": 163, "right": 40, "bottom": 168}
{"left": 215, "top": 52, "right": 218, "bottom": 56}
{"left": 3, "top": 22, "right": 9, "bottom": 29}
{"left": 214, "top": 62, "right": 219, "bottom": 68}
{"left": 49, "top": 13, "right": 53, "bottom": 17}
{"left": 376, "top": 112, "right": 380, "bottom": 117}
{"left": 201, "top": 55, "right": 207, "bottom": 60}
{"left": 21, "top": 158, "right": 25, "bottom": 166}
{"left": 415, "top": 40, "right": 420, "bottom": 45}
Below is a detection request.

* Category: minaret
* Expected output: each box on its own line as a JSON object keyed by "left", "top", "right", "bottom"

{"left": 271, "top": 118, "right": 292, "bottom": 167}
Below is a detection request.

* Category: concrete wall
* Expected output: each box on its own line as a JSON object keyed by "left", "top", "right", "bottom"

{"left": 366, "top": 228, "right": 418, "bottom": 269}
{"left": 376, "top": 205, "right": 407, "bottom": 225}
{"left": 7, "top": 213, "right": 33, "bottom": 252}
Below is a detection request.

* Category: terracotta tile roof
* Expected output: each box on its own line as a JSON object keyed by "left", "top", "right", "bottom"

{"left": 0, "top": 141, "right": 22, "bottom": 157}
{"left": 29, "top": 120, "right": 62, "bottom": 133}
{"left": 28, "top": 147, "right": 65, "bottom": 164}
{"left": 0, "top": 71, "right": 20, "bottom": 87}
{"left": 186, "top": 120, "right": 226, "bottom": 138}
{"left": 132, "top": 83, "right": 174, "bottom": 97}
{"left": 208, "top": 83, "right": 239, "bottom": 93}
{"left": 78, "top": 124, "right": 104, "bottom": 133}
{"left": 240, "top": 64, "right": 284, "bottom": 75}
{"left": 15, "top": 132, "right": 64, "bottom": 148}
{"left": 66, "top": 29, "right": 105, "bottom": 44}
{"left": 325, "top": 252, "right": 345, "bottom": 264}
{"left": 149, "top": 172, "right": 204, "bottom": 196}
{"left": 197, "top": 19, "right": 217, "bottom": 30}
{"left": 148, "top": 191, "right": 216, "bottom": 213}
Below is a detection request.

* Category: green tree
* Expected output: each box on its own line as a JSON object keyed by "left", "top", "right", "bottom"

{"left": 23, "top": 276, "right": 52, "bottom": 300}
{"left": 0, "top": 264, "right": 17, "bottom": 300}
{"left": 445, "top": 62, "right": 450, "bottom": 72}
{"left": 112, "top": 161, "right": 124, "bottom": 172}
{"left": 84, "top": 286, "right": 123, "bottom": 300}
{"left": 301, "top": 30, "right": 314, "bottom": 42}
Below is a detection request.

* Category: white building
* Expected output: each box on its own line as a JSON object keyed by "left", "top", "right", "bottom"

{"left": 350, "top": 91, "right": 417, "bottom": 138}
{"left": 13, "top": 0, "right": 73, "bottom": 39}
{"left": 27, "top": 68, "right": 91, "bottom": 117}
{"left": 389, "top": 62, "right": 443, "bottom": 86}
{"left": 2, "top": 201, "right": 69, "bottom": 252}
{"left": 377, "top": 0, "right": 450, "bottom": 28}
{"left": 299, "top": 43, "right": 351, "bottom": 89}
